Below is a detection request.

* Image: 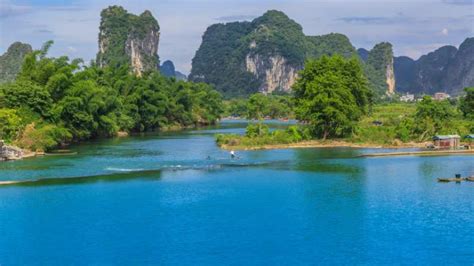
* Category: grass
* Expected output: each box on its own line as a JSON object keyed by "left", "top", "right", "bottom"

{"left": 216, "top": 103, "right": 473, "bottom": 150}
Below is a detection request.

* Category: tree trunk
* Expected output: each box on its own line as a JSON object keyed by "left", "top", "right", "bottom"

{"left": 323, "top": 129, "right": 329, "bottom": 140}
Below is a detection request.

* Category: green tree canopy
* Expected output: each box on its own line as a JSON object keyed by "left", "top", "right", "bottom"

{"left": 413, "top": 96, "right": 456, "bottom": 140}
{"left": 293, "top": 55, "right": 371, "bottom": 139}
{"left": 460, "top": 87, "right": 474, "bottom": 118}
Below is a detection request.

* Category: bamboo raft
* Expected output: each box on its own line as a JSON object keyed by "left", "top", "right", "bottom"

{"left": 438, "top": 177, "right": 474, "bottom": 183}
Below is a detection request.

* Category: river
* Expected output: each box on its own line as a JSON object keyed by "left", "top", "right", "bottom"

{"left": 0, "top": 121, "right": 473, "bottom": 265}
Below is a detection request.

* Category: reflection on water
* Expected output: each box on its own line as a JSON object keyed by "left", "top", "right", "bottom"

{"left": 0, "top": 169, "right": 162, "bottom": 187}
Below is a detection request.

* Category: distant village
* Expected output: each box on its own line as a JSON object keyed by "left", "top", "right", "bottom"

{"left": 399, "top": 92, "right": 451, "bottom": 102}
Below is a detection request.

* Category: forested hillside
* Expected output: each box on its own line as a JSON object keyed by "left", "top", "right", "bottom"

{"left": 190, "top": 10, "right": 364, "bottom": 97}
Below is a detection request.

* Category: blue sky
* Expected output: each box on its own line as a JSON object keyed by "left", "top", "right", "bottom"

{"left": 1, "top": 0, "right": 473, "bottom": 73}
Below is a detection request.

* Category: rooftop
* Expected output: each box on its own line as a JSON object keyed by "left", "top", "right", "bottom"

{"left": 433, "top": 135, "right": 461, "bottom": 140}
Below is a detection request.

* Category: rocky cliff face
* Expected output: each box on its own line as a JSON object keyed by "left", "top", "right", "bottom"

{"left": 386, "top": 57, "right": 396, "bottom": 94}
{"left": 364, "top": 42, "right": 396, "bottom": 96}
{"left": 190, "top": 10, "right": 356, "bottom": 97}
{"left": 97, "top": 6, "right": 160, "bottom": 76}
{"left": 245, "top": 53, "right": 298, "bottom": 93}
{"left": 415, "top": 45, "right": 457, "bottom": 93}
{"left": 0, "top": 42, "right": 32, "bottom": 83}
{"left": 442, "top": 38, "right": 474, "bottom": 94}
{"left": 393, "top": 38, "right": 473, "bottom": 95}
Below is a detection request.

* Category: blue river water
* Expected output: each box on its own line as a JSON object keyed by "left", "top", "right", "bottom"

{"left": 0, "top": 121, "right": 473, "bottom": 265}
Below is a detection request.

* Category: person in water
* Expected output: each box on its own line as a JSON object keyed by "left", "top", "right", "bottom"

{"left": 230, "top": 150, "right": 236, "bottom": 159}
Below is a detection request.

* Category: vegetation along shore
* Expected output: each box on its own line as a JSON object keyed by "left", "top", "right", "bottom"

{"left": 216, "top": 56, "right": 474, "bottom": 151}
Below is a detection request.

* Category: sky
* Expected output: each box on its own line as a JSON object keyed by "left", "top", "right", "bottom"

{"left": 1, "top": 0, "right": 473, "bottom": 74}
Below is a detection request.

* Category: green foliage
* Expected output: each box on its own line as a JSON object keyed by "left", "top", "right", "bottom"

{"left": 412, "top": 96, "right": 457, "bottom": 140}
{"left": 350, "top": 103, "right": 416, "bottom": 145}
{"left": 224, "top": 93, "right": 293, "bottom": 119}
{"left": 248, "top": 10, "right": 307, "bottom": 66}
{"left": 224, "top": 98, "right": 248, "bottom": 117}
{"left": 0, "top": 41, "right": 223, "bottom": 151}
{"left": 190, "top": 10, "right": 357, "bottom": 97}
{"left": 216, "top": 124, "right": 311, "bottom": 148}
{"left": 0, "top": 108, "right": 23, "bottom": 142}
{"left": 218, "top": 100, "right": 472, "bottom": 148}
{"left": 190, "top": 21, "right": 257, "bottom": 97}
{"left": 96, "top": 6, "right": 160, "bottom": 71}
{"left": 293, "top": 55, "right": 371, "bottom": 139}
{"left": 15, "top": 123, "right": 72, "bottom": 151}
{"left": 245, "top": 123, "right": 269, "bottom": 137}
{"left": 460, "top": 87, "right": 474, "bottom": 118}
{"left": 306, "top": 33, "right": 356, "bottom": 59}
{"left": 0, "top": 80, "right": 53, "bottom": 117}
{"left": 365, "top": 42, "right": 394, "bottom": 98}
{"left": 247, "top": 93, "right": 269, "bottom": 120}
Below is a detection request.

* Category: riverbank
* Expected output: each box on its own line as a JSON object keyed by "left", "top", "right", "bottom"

{"left": 219, "top": 139, "right": 428, "bottom": 151}
{"left": 362, "top": 149, "right": 474, "bottom": 157}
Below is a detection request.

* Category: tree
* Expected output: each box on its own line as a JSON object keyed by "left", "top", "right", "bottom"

{"left": 0, "top": 108, "right": 23, "bottom": 142}
{"left": 460, "top": 87, "right": 474, "bottom": 118}
{"left": 413, "top": 96, "right": 456, "bottom": 140}
{"left": 293, "top": 55, "right": 371, "bottom": 139}
{"left": 247, "top": 93, "right": 269, "bottom": 120}
{"left": 0, "top": 80, "right": 53, "bottom": 118}
{"left": 0, "top": 41, "right": 224, "bottom": 150}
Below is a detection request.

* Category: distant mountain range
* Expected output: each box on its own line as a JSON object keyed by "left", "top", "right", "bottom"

{"left": 0, "top": 6, "right": 472, "bottom": 97}
{"left": 190, "top": 10, "right": 472, "bottom": 97}
{"left": 189, "top": 10, "right": 395, "bottom": 97}
{"left": 393, "top": 38, "right": 474, "bottom": 95}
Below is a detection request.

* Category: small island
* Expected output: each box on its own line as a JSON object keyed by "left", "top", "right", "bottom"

{"left": 216, "top": 56, "right": 474, "bottom": 152}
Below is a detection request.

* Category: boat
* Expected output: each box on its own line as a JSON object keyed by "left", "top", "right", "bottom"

{"left": 437, "top": 178, "right": 463, "bottom": 182}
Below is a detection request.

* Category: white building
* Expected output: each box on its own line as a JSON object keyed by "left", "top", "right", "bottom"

{"left": 400, "top": 93, "right": 415, "bottom": 102}
{"left": 434, "top": 92, "right": 450, "bottom": 101}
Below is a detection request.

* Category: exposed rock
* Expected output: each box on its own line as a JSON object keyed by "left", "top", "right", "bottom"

{"left": 246, "top": 54, "right": 297, "bottom": 93}
{"left": 116, "top": 131, "right": 129, "bottom": 137}
{"left": 0, "top": 42, "right": 32, "bottom": 83}
{"left": 0, "top": 140, "right": 24, "bottom": 161}
{"left": 365, "top": 42, "right": 396, "bottom": 96}
{"left": 386, "top": 57, "right": 396, "bottom": 94}
{"left": 97, "top": 6, "right": 160, "bottom": 76}
{"left": 190, "top": 10, "right": 356, "bottom": 97}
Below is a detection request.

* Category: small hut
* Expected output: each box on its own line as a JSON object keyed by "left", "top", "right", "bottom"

{"left": 432, "top": 135, "right": 460, "bottom": 149}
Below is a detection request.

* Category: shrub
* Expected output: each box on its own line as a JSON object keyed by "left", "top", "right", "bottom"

{"left": 245, "top": 123, "right": 269, "bottom": 137}
{"left": 15, "top": 123, "right": 72, "bottom": 151}
{"left": 0, "top": 108, "right": 23, "bottom": 142}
